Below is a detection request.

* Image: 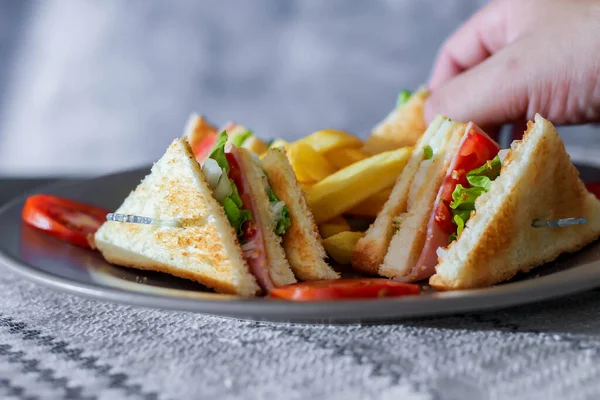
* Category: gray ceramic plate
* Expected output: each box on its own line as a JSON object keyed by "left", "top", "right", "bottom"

{"left": 1, "top": 165, "right": 600, "bottom": 324}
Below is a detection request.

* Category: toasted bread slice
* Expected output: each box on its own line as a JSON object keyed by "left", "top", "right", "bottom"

{"left": 94, "top": 139, "right": 260, "bottom": 297}
{"left": 362, "top": 88, "right": 429, "bottom": 155}
{"left": 234, "top": 147, "right": 297, "bottom": 287}
{"left": 184, "top": 113, "right": 217, "bottom": 151}
{"left": 379, "top": 119, "right": 467, "bottom": 279}
{"left": 352, "top": 115, "right": 446, "bottom": 274}
{"left": 261, "top": 148, "right": 340, "bottom": 281}
{"left": 430, "top": 114, "right": 600, "bottom": 289}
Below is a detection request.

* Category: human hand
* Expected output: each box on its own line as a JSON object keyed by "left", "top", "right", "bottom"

{"left": 425, "top": 0, "right": 600, "bottom": 134}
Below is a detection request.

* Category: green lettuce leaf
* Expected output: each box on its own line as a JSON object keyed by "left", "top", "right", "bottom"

{"left": 207, "top": 130, "right": 254, "bottom": 237}
{"left": 448, "top": 154, "right": 502, "bottom": 240}
{"left": 267, "top": 187, "right": 291, "bottom": 236}
{"left": 266, "top": 186, "right": 278, "bottom": 203}
{"left": 275, "top": 206, "right": 291, "bottom": 236}
{"left": 209, "top": 130, "right": 230, "bottom": 174}
{"left": 450, "top": 184, "right": 486, "bottom": 211}
{"left": 466, "top": 175, "right": 493, "bottom": 191}
{"left": 424, "top": 145, "right": 433, "bottom": 160}
{"left": 467, "top": 155, "right": 501, "bottom": 181}
{"left": 229, "top": 181, "right": 244, "bottom": 208}
{"left": 222, "top": 197, "right": 253, "bottom": 237}
{"left": 449, "top": 209, "right": 471, "bottom": 241}
{"left": 396, "top": 90, "right": 412, "bottom": 107}
{"left": 231, "top": 129, "right": 253, "bottom": 147}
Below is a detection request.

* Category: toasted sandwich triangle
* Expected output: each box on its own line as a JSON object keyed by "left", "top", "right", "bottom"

{"left": 261, "top": 147, "right": 339, "bottom": 281}
{"left": 430, "top": 114, "right": 600, "bottom": 290}
{"left": 93, "top": 138, "right": 261, "bottom": 297}
{"left": 361, "top": 87, "right": 429, "bottom": 155}
{"left": 352, "top": 115, "right": 450, "bottom": 274}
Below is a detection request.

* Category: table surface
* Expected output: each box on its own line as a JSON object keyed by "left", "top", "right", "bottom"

{"left": 3, "top": 174, "right": 600, "bottom": 400}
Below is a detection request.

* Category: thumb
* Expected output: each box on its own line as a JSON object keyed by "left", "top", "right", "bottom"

{"left": 424, "top": 40, "right": 532, "bottom": 128}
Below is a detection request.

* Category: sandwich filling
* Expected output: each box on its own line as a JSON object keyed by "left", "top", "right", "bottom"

{"left": 407, "top": 123, "right": 501, "bottom": 281}
{"left": 186, "top": 118, "right": 266, "bottom": 164}
{"left": 202, "top": 131, "right": 291, "bottom": 291}
{"left": 224, "top": 122, "right": 269, "bottom": 155}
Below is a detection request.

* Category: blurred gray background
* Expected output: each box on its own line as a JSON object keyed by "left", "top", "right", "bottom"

{"left": 0, "top": 0, "right": 598, "bottom": 177}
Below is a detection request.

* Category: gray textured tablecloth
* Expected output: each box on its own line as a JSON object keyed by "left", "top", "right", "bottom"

{"left": 3, "top": 258, "right": 600, "bottom": 400}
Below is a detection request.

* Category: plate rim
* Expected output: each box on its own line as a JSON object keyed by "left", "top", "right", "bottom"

{"left": 1, "top": 166, "right": 600, "bottom": 323}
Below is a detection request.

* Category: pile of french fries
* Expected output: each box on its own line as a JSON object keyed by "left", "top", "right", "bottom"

{"left": 261, "top": 129, "right": 413, "bottom": 265}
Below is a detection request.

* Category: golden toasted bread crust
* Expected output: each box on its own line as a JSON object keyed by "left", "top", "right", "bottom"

{"left": 352, "top": 117, "right": 442, "bottom": 274}
{"left": 261, "top": 148, "right": 339, "bottom": 280}
{"left": 362, "top": 88, "right": 429, "bottom": 155}
{"left": 351, "top": 116, "right": 453, "bottom": 275}
{"left": 100, "top": 248, "right": 242, "bottom": 295}
{"left": 351, "top": 242, "right": 386, "bottom": 275}
{"left": 379, "top": 120, "right": 467, "bottom": 279}
{"left": 430, "top": 115, "right": 600, "bottom": 290}
{"left": 94, "top": 139, "right": 260, "bottom": 297}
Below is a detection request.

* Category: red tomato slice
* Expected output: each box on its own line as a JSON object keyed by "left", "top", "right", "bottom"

{"left": 190, "top": 131, "right": 218, "bottom": 163}
{"left": 22, "top": 194, "right": 109, "bottom": 249}
{"left": 269, "top": 279, "right": 420, "bottom": 301}
{"left": 434, "top": 201, "right": 455, "bottom": 234}
{"left": 586, "top": 182, "right": 600, "bottom": 200}
{"left": 434, "top": 126, "right": 500, "bottom": 234}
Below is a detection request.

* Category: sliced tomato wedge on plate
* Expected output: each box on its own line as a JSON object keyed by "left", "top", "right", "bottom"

{"left": 269, "top": 279, "right": 420, "bottom": 301}
{"left": 586, "top": 182, "right": 600, "bottom": 200}
{"left": 22, "top": 194, "right": 109, "bottom": 249}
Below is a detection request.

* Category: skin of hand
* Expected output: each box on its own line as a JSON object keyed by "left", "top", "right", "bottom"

{"left": 425, "top": 0, "right": 600, "bottom": 134}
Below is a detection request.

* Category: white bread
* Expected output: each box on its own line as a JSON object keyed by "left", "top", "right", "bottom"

{"left": 261, "top": 148, "right": 340, "bottom": 281}
{"left": 379, "top": 119, "right": 466, "bottom": 278}
{"left": 362, "top": 88, "right": 429, "bottom": 155}
{"left": 430, "top": 114, "right": 600, "bottom": 289}
{"left": 234, "top": 148, "right": 297, "bottom": 287}
{"left": 94, "top": 139, "right": 261, "bottom": 297}
{"left": 352, "top": 115, "right": 447, "bottom": 274}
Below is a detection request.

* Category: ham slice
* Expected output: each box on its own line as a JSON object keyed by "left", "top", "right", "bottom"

{"left": 226, "top": 148, "right": 274, "bottom": 292}
{"left": 403, "top": 123, "right": 499, "bottom": 282}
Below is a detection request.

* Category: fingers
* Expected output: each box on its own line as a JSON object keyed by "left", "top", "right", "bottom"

{"left": 428, "top": 0, "right": 509, "bottom": 90}
{"left": 424, "top": 39, "right": 531, "bottom": 129}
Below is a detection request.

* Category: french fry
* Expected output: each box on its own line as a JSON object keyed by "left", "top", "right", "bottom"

{"left": 345, "top": 187, "right": 393, "bottom": 218}
{"left": 319, "top": 216, "right": 351, "bottom": 239}
{"left": 308, "top": 147, "right": 412, "bottom": 223}
{"left": 287, "top": 142, "right": 336, "bottom": 183}
{"left": 322, "top": 231, "right": 364, "bottom": 265}
{"left": 296, "top": 129, "right": 362, "bottom": 154}
{"left": 326, "top": 147, "right": 368, "bottom": 170}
